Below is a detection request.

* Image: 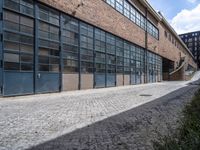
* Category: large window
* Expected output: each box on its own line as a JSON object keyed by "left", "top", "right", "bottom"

{"left": 62, "top": 15, "right": 79, "bottom": 73}
{"left": 124, "top": 42, "right": 130, "bottom": 74}
{"left": 95, "top": 29, "right": 106, "bottom": 74}
{"left": 147, "top": 21, "right": 159, "bottom": 40}
{"left": 135, "top": 47, "right": 144, "bottom": 83}
{"left": 3, "top": 10, "right": 34, "bottom": 71}
{"left": 106, "top": 33, "right": 115, "bottom": 55}
{"left": 80, "top": 22, "right": 94, "bottom": 73}
{"left": 130, "top": 7, "right": 136, "bottom": 23}
{"left": 147, "top": 51, "right": 162, "bottom": 82}
{"left": 38, "top": 5, "right": 60, "bottom": 73}
{"left": 130, "top": 45, "right": 136, "bottom": 74}
{"left": 106, "top": 0, "right": 159, "bottom": 39}
{"left": 106, "top": 33, "right": 116, "bottom": 74}
{"left": 116, "top": 37, "right": 124, "bottom": 74}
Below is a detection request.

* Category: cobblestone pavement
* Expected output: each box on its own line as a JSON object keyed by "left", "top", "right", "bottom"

{"left": 0, "top": 73, "right": 200, "bottom": 150}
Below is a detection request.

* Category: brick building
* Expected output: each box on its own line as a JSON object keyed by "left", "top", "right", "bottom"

{"left": 0, "top": 0, "right": 197, "bottom": 96}
{"left": 180, "top": 31, "right": 200, "bottom": 68}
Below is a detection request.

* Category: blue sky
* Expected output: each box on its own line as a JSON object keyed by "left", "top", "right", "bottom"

{"left": 148, "top": 0, "right": 200, "bottom": 34}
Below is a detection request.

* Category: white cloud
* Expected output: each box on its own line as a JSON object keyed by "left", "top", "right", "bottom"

{"left": 171, "top": 4, "right": 200, "bottom": 34}
{"left": 187, "top": 0, "right": 197, "bottom": 3}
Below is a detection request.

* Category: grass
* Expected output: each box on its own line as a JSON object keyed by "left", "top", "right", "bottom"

{"left": 153, "top": 88, "right": 200, "bottom": 150}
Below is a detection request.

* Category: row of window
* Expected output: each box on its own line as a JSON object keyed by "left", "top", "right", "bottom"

{"left": 183, "top": 37, "right": 200, "bottom": 43}
{"left": 3, "top": 2, "right": 34, "bottom": 71}
{"left": 4, "top": 0, "right": 34, "bottom": 16}
{"left": 62, "top": 15, "right": 146, "bottom": 75}
{"left": 180, "top": 32, "right": 200, "bottom": 38}
{"left": 164, "top": 30, "right": 182, "bottom": 50}
{"left": 106, "top": 0, "right": 159, "bottom": 39}
{"left": 38, "top": 6, "right": 60, "bottom": 73}
{"left": 147, "top": 51, "right": 162, "bottom": 82}
{"left": 3, "top": 0, "right": 162, "bottom": 76}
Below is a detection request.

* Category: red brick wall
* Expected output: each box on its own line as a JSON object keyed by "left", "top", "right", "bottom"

{"left": 38, "top": 0, "right": 197, "bottom": 69}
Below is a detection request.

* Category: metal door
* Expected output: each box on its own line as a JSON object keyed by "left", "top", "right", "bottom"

{"left": 94, "top": 52, "right": 106, "bottom": 88}
{"left": 136, "top": 69, "right": 141, "bottom": 84}
{"left": 35, "top": 26, "right": 61, "bottom": 94}
{"left": 131, "top": 72, "right": 136, "bottom": 85}
{"left": 35, "top": 5, "right": 61, "bottom": 94}
{"left": 2, "top": 2, "right": 35, "bottom": 96}
{"left": 2, "top": 2, "right": 61, "bottom": 96}
{"left": 0, "top": 0, "right": 3, "bottom": 95}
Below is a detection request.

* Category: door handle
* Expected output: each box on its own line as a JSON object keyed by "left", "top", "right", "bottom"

{"left": 37, "top": 73, "right": 41, "bottom": 79}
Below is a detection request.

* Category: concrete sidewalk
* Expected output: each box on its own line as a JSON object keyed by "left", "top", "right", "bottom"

{"left": 0, "top": 72, "right": 200, "bottom": 150}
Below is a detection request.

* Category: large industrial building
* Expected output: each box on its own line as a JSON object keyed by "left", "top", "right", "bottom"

{"left": 0, "top": 0, "right": 197, "bottom": 96}
{"left": 180, "top": 31, "right": 200, "bottom": 68}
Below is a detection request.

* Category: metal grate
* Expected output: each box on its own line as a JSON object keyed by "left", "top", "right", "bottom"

{"left": 140, "top": 94, "right": 152, "bottom": 97}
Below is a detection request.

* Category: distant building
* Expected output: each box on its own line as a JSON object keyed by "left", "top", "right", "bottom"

{"left": 180, "top": 31, "right": 200, "bottom": 68}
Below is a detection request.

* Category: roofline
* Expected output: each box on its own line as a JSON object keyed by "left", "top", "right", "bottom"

{"left": 158, "top": 12, "right": 195, "bottom": 60}
{"left": 179, "top": 30, "right": 200, "bottom": 35}
{"left": 137, "top": 0, "right": 162, "bottom": 21}
{"left": 135, "top": 0, "right": 195, "bottom": 60}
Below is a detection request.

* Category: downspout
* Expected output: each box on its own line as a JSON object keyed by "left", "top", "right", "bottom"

{"left": 144, "top": 7, "right": 148, "bottom": 83}
{"left": 0, "top": 0, "right": 3, "bottom": 95}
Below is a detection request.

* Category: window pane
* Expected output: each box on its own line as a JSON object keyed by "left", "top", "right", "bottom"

{"left": 21, "top": 54, "right": 33, "bottom": 63}
{"left": 4, "top": 0, "right": 20, "bottom": 12}
{"left": 4, "top": 62, "right": 20, "bottom": 70}
{"left": 4, "top": 53, "right": 19, "bottom": 63}
{"left": 39, "top": 65, "right": 49, "bottom": 71}
{"left": 21, "top": 63, "right": 33, "bottom": 71}
{"left": 21, "top": 44, "right": 33, "bottom": 53}
{"left": 4, "top": 41, "right": 20, "bottom": 52}
{"left": 4, "top": 11, "right": 19, "bottom": 23}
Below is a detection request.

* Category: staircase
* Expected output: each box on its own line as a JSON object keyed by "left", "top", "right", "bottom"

{"left": 169, "top": 57, "right": 188, "bottom": 81}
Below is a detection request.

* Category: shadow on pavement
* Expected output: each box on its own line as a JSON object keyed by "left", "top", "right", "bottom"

{"left": 27, "top": 83, "right": 199, "bottom": 150}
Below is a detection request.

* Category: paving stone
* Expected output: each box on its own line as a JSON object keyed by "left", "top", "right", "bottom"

{"left": 0, "top": 72, "right": 200, "bottom": 150}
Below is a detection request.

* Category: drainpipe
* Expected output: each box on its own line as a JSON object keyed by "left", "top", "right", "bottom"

{"left": 0, "top": 0, "right": 3, "bottom": 95}
{"left": 144, "top": 7, "right": 148, "bottom": 83}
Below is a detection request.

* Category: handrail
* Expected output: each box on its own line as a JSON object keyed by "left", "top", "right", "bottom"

{"left": 169, "top": 58, "right": 187, "bottom": 76}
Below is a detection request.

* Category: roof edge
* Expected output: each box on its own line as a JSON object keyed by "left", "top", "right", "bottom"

{"left": 137, "top": 0, "right": 195, "bottom": 60}
{"left": 158, "top": 12, "right": 195, "bottom": 60}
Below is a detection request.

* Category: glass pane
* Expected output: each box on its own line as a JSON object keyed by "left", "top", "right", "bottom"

{"left": 49, "top": 65, "right": 59, "bottom": 72}
{"left": 39, "top": 56, "right": 49, "bottom": 64}
{"left": 4, "top": 11, "right": 19, "bottom": 23}
{"left": 4, "top": 32, "right": 20, "bottom": 42}
{"left": 21, "top": 44, "right": 33, "bottom": 53}
{"left": 4, "top": 53, "right": 19, "bottom": 63}
{"left": 21, "top": 54, "right": 33, "bottom": 63}
{"left": 4, "top": 41, "right": 20, "bottom": 52}
{"left": 4, "top": 0, "right": 20, "bottom": 12}
{"left": 39, "top": 64, "right": 49, "bottom": 71}
{"left": 4, "top": 62, "right": 20, "bottom": 70}
{"left": 21, "top": 63, "right": 33, "bottom": 71}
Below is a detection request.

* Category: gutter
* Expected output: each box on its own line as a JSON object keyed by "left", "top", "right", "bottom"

{"left": 137, "top": 0, "right": 195, "bottom": 61}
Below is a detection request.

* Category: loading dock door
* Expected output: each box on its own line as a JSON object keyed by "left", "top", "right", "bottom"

{"left": 136, "top": 70, "right": 141, "bottom": 84}
{"left": 131, "top": 71, "right": 136, "bottom": 85}
{"left": 35, "top": 10, "right": 61, "bottom": 94}
{"left": 35, "top": 72, "right": 60, "bottom": 94}
{"left": 35, "top": 39, "right": 61, "bottom": 94}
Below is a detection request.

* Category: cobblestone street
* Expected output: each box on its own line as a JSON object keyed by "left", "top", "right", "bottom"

{"left": 0, "top": 73, "right": 200, "bottom": 150}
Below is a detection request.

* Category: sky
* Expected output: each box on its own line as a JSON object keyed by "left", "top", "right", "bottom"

{"left": 147, "top": 0, "right": 200, "bottom": 34}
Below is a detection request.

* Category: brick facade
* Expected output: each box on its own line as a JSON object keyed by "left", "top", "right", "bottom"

{"left": 39, "top": 0, "right": 196, "bottom": 69}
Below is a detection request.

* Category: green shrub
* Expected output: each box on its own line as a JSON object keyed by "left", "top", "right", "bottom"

{"left": 153, "top": 89, "right": 200, "bottom": 150}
